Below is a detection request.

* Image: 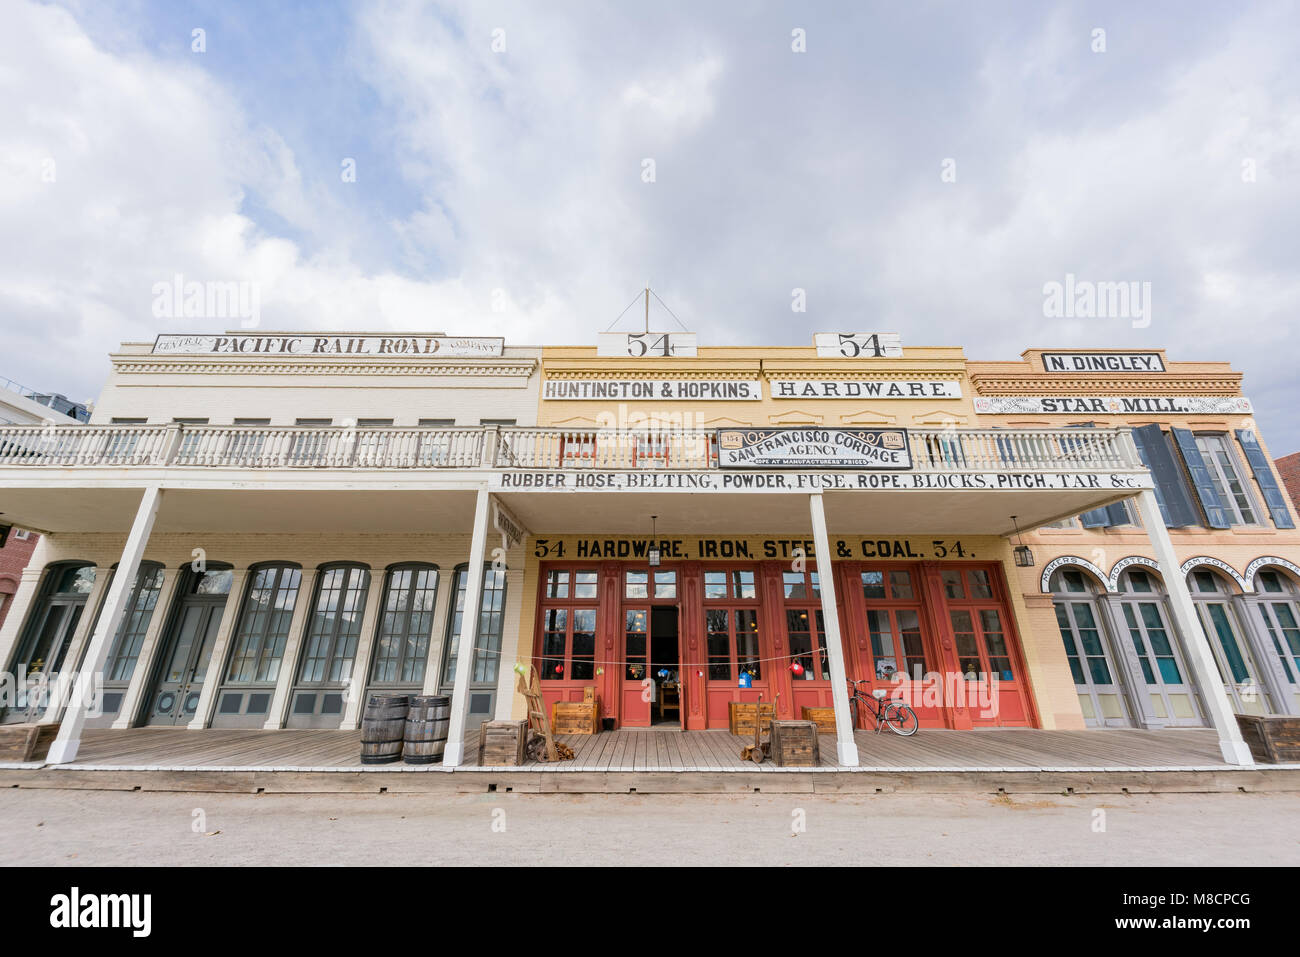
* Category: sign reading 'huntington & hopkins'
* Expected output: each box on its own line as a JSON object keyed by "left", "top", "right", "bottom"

{"left": 717, "top": 428, "right": 912, "bottom": 469}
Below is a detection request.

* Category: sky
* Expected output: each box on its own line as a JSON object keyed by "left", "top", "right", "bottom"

{"left": 2, "top": 1, "right": 1298, "bottom": 447}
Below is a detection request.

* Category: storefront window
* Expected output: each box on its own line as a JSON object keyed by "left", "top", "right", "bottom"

{"left": 1253, "top": 570, "right": 1300, "bottom": 682}
{"left": 225, "top": 564, "right": 301, "bottom": 684}
{"left": 705, "top": 607, "right": 760, "bottom": 681}
{"left": 1055, "top": 602, "right": 1113, "bottom": 686}
{"left": 370, "top": 565, "right": 438, "bottom": 685}
{"left": 625, "top": 608, "right": 648, "bottom": 679}
{"left": 785, "top": 608, "right": 828, "bottom": 679}
{"left": 104, "top": 564, "right": 166, "bottom": 682}
{"left": 705, "top": 569, "right": 756, "bottom": 600}
{"left": 444, "top": 566, "right": 508, "bottom": 685}
{"left": 297, "top": 565, "right": 369, "bottom": 685}
{"left": 783, "top": 571, "right": 819, "bottom": 599}
{"left": 1121, "top": 602, "right": 1182, "bottom": 684}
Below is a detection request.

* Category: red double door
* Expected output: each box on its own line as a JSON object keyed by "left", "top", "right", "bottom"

{"left": 533, "top": 560, "right": 1036, "bottom": 730}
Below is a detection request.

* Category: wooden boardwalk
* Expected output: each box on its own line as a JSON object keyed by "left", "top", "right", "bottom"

{"left": 7, "top": 725, "right": 1246, "bottom": 772}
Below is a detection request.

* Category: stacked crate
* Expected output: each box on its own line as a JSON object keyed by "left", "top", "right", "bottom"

{"left": 770, "top": 720, "right": 819, "bottom": 767}
{"left": 477, "top": 719, "right": 528, "bottom": 766}
{"left": 728, "top": 701, "right": 775, "bottom": 736}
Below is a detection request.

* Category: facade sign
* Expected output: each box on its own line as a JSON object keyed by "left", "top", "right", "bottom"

{"left": 813, "top": 333, "right": 903, "bottom": 358}
{"left": 717, "top": 428, "right": 912, "bottom": 470}
{"left": 771, "top": 380, "right": 963, "bottom": 399}
{"left": 494, "top": 470, "right": 1153, "bottom": 493}
{"left": 543, "top": 379, "right": 760, "bottom": 400}
{"left": 596, "top": 332, "right": 697, "bottom": 357}
{"left": 974, "top": 396, "right": 1253, "bottom": 415}
{"left": 152, "top": 334, "right": 504, "bottom": 357}
{"left": 492, "top": 499, "right": 529, "bottom": 550}
{"left": 1041, "top": 352, "right": 1165, "bottom": 373}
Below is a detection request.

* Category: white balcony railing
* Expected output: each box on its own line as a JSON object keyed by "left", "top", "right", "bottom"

{"left": 0, "top": 424, "right": 1143, "bottom": 473}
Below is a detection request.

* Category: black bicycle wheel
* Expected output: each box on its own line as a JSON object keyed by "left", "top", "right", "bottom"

{"left": 848, "top": 696, "right": 860, "bottom": 731}
{"left": 883, "top": 701, "right": 919, "bottom": 736}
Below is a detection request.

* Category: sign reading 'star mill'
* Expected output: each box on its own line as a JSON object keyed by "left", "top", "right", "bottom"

{"left": 717, "top": 428, "right": 912, "bottom": 469}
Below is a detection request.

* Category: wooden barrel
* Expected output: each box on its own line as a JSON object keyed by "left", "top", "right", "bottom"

{"left": 403, "top": 695, "right": 451, "bottom": 764}
{"left": 360, "top": 694, "right": 409, "bottom": 764}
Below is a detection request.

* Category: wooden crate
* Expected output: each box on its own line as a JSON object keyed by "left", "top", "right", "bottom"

{"left": 552, "top": 699, "right": 599, "bottom": 735}
{"left": 801, "top": 706, "right": 836, "bottom": 734}
{"left": 0, "top": 723, "right": 59, "bottom": 763}
{"left": 477, "top": 719, "right": 527, "bottom": 766}
{"left": 770, "top": 720, "right": 819, "bottom": 767}
{"left": 728, "top": 701, "right": 775, "bottom": 736}
{"left": 1236, "top": 713, "right": 1300, "bottom": 764}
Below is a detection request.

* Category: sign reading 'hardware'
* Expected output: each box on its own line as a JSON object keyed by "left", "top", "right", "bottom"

{"left": 152, "top": 334, "right": 504, "bottom": 357}
{"left": 717, "top": 428, "right": 912, "bottom": 469}
{"left": 543, "top": 379, "right": 761, "bottom": 400}
{"left": 771, "top": 380, "right": 963, "bottom": 399}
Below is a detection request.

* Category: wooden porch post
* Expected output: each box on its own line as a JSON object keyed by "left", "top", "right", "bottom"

{"left": 46, "top": 486, "right": 163, "bottom": 764}
{"left": 1133, "top": 488, "right": 1253, "bottom": 765}
{"left": 442, "top": 488, "right": 491, "bottom": 767}
{"left": 808, "top": 493, "right": 859, "bottom": 767}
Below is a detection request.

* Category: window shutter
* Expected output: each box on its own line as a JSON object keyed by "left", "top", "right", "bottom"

{"left": 1171, "top": 428, "right": 1231, "bottom": 528}
{"left": 1130, "top": 425, "right": 1198, "bottom": 527}
{"left": 1234, "top": 429, "right": 1296, "bottom": 529}
{"left": 1104, "top": 503, "right": 1131, "bottom": 526}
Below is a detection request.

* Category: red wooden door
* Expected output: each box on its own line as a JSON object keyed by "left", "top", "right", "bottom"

{"left": 853, "top": 565, "right": 946, "bottom": 728}
{"left": 936, "top": 566, "right": 1032, "bottom": 726}
{"left": 534, "top": 565, "right": 602, "bottom": 720}
{"left": 779, "top": 566, "right": 835, "bottom": 717}
{"left": 618, "top": 566, "right": 683, "bottom": 727}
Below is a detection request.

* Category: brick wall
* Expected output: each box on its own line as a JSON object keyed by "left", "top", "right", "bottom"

{"left": 1275, "top": 452, "right": 1300, "bottom": 515}
{"left": 0, "top": 529, "right": 39, "bottom": 633}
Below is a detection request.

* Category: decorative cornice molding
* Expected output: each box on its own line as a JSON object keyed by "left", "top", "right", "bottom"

{"left": 113, "top": 357, "right": 538, "bottom": 378}
{"left": 968, "top": 373, "right": 1243, "bottom": 395}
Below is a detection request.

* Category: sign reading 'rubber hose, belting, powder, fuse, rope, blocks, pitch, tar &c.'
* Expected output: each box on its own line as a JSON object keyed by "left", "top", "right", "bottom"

{"left": 717, "top": 428, "right": 912, "bottom": 469}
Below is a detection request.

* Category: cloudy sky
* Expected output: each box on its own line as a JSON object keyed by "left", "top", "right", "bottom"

{"left": 3, "top": 1, "right": 1298, "bottom": 446}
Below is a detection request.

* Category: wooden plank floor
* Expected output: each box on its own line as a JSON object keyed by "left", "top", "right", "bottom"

{"left": 39, "top": 725, "right": 1237, "bottom": 772}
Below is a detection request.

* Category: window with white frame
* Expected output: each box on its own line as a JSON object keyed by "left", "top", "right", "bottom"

{"left": 1194, "top": 434, "right": 1259, "bottom": 525}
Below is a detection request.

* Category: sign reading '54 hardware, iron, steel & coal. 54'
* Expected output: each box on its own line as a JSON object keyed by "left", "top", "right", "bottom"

{"left": 717, "top": 428, "right": 912, "bottom": 469}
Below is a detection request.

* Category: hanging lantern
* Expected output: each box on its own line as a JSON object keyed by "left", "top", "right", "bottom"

{"left": 790, "top": 661, "right": 804, "bottom": 676}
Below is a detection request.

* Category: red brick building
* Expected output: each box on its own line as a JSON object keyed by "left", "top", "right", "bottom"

{"left": 0, "top": 528, "right": 39, "bottom": 633}
{"left": 1276, "top": 452, "right": 1300, "bottom": 517}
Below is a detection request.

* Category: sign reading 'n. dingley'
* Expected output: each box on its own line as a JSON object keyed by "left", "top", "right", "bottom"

{"left": 974, "top": 395, "right": 1253, "bottom": 415}
{"left": 771, "top": 380, "right": 963, "bottom": 399}
{"left": 152, "top": 334, "right": 505, "bottom": 357}
{"left": 543, "top": 379, "right": 762, "bottom": 401}
{"left": 1041, "top": 352, "right": 1166, "bottom": 373}
{"left": 717, "top": 428, "right": 911, "bottom": 469}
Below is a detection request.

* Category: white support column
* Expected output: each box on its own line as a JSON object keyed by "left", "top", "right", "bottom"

{"left": 113, "top": 566, "right": 182, "bottom": 728}
{"left": 264, "top": 566, "right": 318, "bottom": 729}
{"left": 340, "top": 571, "right": 386, "bottom": 730}
{"left": 809, "top": 492, "right": 859, "bottom": 767}
{"left": 442, "top": 488, "right": 491, "bottom": 767}
{"left": 46, "top": 487, "right": 163, "bottom": 764}
{"left": 1134, "top": 488, "right": 1253, "bottom": 765}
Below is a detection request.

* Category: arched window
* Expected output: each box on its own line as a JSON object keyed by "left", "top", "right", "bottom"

{"left": 223, "top": 564, "right": 303, "bottom": 684}
{"left": 102, "top": 563, "right": 166, "bottom": 682}
{"left": 1049, "top": 568, "right": 1128, "bottom": 727}
{"left": 442, "top": 564, "right": 508, "bottom": 687}
{"left": 297, "top": 564, "right": 370, "bottom": 685}
{"left": 1114, "top": 568, "right": 1203, "bottom": 727}
{"left": 369, "top": 564, "right": 439, "bottom": 687}
{"left": 1188, "top": 568, "right": 1272, "bottom": 713}
{"left": 1252, "top": 569, "right": 1300, "bottom": 688}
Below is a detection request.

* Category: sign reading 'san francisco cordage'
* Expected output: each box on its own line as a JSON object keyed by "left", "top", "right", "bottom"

{"left": 717, "top": 428, "right": 912, "bottom": 469}
{"left": 1041, "top": 352, "right": 1166, "bottom": 373}
{"left": 974, "top": 396, "right": 1253, "bottom": 415}
{"left": 152, "top": 334, "right": 504, "bottom": 357}
{"left": 543, "top": 379, "right": 761, "bottom": 400}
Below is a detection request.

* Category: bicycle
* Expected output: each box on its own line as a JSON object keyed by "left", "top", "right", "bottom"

{"left": 847, "top": 679, "right": 919, "bottom": 736}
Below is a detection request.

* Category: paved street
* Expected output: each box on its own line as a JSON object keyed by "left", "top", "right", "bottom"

{"left": 1, "top": 789, "right": 1297, "bottom": 866}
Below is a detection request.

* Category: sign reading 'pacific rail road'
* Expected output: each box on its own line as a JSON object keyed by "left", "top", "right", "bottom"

{"left": 152, "top": 334, "right": 505, "bottom": 357}
{"left": 717, "top": 428, "right": 912, "bottom": 469}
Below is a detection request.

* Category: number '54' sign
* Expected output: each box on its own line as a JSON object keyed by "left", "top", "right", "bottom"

{"left": 596, "top": 332, "right": 698, "bottom": 357}
{"left": 813, "top": 333, "right": 903, "bottom": 358}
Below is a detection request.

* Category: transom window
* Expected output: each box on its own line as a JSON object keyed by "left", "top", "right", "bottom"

{"left": 941, "top": 568, "right": 994, "bottom": 600}
{"left": 1195, "top": 434, "right": 1258, "bottom": 525}
{"left": 782, "top": 570, "right": 820, "bottom": 600}
{"left": 703, "top": 569, "right": 757, "bottom": 600}
{"left": 546, "top": 569, "right": 598, "bottom": 599}
{"left": 861, "top": 569, "right": 916, "bottom": 601}
{"left": 625, "top": 569, "right": 675, "bottom": 599}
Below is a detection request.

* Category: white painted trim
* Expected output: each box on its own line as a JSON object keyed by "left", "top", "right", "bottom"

{"left": 1243, "top": 556, "right": 1300, "bottom": 589}
{"left": 1180, "top": 556, "right": 1250, "bottom": 593}
{"left": 1107, "top": 556, "right": 1162, "bottom": 593}
{"left": 1038, "top": 555, "right": 1108, "bottom": 593}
